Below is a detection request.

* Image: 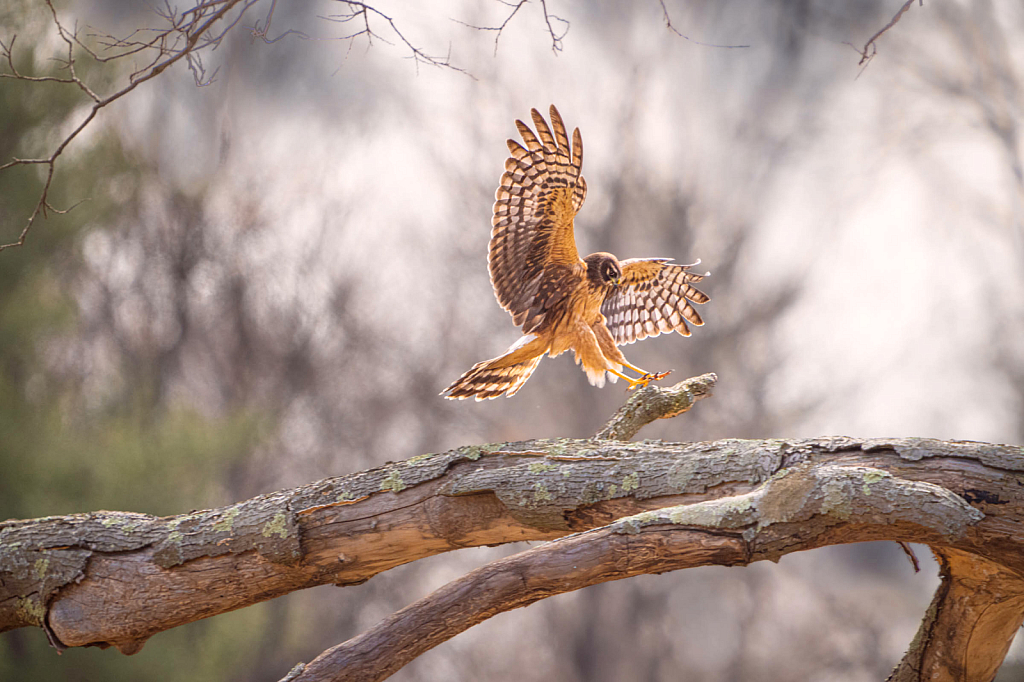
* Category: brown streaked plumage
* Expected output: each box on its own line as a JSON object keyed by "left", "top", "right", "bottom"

{"left": 442, "top": 105, "right": 710, "bottom": 401}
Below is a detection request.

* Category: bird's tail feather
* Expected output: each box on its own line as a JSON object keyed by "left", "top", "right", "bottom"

{"left": 442, "top": 353, "right": 543, "bottom": 401}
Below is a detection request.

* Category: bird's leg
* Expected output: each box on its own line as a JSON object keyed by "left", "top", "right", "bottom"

{"left": 620, "top": 360, "right": 649, "bottom": 376}
{"left": 608, "top": 367, "right": 673, "bottom": 391}
{"left": 617, "top": 361, "right": 673, "bottom": 390}
{"left": 608, "top": 368, "right": 649, "bottom": 390}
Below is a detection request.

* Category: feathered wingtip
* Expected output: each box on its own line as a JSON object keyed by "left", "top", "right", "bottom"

{"left": 680, "top": 258, "right": 711, "bottom": 278}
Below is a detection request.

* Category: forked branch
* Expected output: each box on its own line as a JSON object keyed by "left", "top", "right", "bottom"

{"left": 289, "top": 457, "right": 1023, "bottom": 682}
{"left": 2, "top": 376, "right": 1023, "bottom": 682}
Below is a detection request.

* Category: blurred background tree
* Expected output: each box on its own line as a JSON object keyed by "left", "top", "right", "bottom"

{"left": 1, "top": 0, "right": 1022, "bottom": 680}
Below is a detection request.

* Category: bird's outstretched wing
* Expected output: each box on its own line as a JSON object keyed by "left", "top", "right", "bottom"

{"left": 489, "top": 105, "right": 588, "bottom": 333}
{"left": 601, "top": 259, "right": 710, "bottom": 346}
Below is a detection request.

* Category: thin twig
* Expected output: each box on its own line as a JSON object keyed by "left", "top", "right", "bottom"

{"left": 538, "top": 0, "right": 568, "bottom": 53}
{"left": 452, "top": 0, "right": 528, "bottom": 56}
{"left": 250, "top": 0, "right": 311, "bottom": 44}
{"left": 0, "top": 0, "right": 254, "bottom": 252}
{"left": 320, "top": 2, "right": 470, "bottom": 76}
{"left": 899, "top": 541, "right": 921, "bottom": 573}
{"left": 844, "top": 0, "right": 920, "bottom": 71}
{"left": 657, "top": 0, "right": 749, "bottom": 49}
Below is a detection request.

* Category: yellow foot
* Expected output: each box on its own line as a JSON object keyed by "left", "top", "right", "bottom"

{"left": 626, "top": 370, "right": 673, "bottom": 391}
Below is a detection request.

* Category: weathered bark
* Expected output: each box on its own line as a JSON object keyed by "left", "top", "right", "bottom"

{"left": 1, "top": 374, "right": 1022, "bottom": 682}
{"left": 595, "top": 372, "right": 717, "bottom": 441}
{"left": 289, "top": 450, "right": 1024, "bottom": 682}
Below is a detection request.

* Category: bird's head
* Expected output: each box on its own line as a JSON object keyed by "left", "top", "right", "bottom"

{"left": 584, "top": 252, "right": 622, "bottom": 288}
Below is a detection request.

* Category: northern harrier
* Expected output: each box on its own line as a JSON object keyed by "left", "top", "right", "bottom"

{"left": 443, "top": 105, "right": 709, "bottom": 401}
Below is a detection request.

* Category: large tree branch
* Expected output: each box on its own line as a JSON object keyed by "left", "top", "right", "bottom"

{"left": 2, "top": 376, "right": 1023, "bottom": 680}
{"left": 291, "top": 461, "right": 1019, "bottom": 682}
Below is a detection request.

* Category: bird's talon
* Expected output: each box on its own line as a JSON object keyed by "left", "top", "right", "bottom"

{"left": 626, "top": 370, "right": 672, "bottom": 391}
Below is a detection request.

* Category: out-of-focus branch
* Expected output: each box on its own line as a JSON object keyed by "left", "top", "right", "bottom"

{"left": 0, "top": 0, "right": 254, "bottom": 252}
{"left": 455, "top": 0, "right": 568, "bottom": 55}
{"left": 319, "top": 2, "right": 469, "bottom": 75}
{"left": 1, "top": 0, "right": 474, "bottom": 253}
{"left": 848, "top": 0, "right": 920, "bottom": 68}
{"left": 595, "top": 372, "right": 717, "bottom": 441}
{"left": 656, "top": 0, "right": 749, "bottom": 49}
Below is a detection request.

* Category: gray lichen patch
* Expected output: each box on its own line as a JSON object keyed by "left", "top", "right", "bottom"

{"left": 820, "top": 477, "right": 854, "bottom": 520}
{"left": 96, "top": 512, "right": 153, "bottom": 533}
{"left": 615, "top": 491, "right": 760, "bottom": 536}
{"left": 533, "top": 483, "right": 553, "bottom": 502}
{"left": 441, "top": 438, "right": 785, "bottom": 530}
{"left": 380, "top": 470, "right": 407, "bottom": 493}
{"left": 669, "top": 493, "right": 758, "bottom": 530}
{"left": 667, "top": 457, "right": 700, "bottom": 493}
{"left": 811, "top": 464, "right": 985, "bottom": 536}
{"left": 616, "top": 510, "right": 662, "bottom": 534}
{"left": 262, "top": 512, "right": 291, "bottom": 539}
{"left": 861, "top": 468, "right": 889, "bottom": 495}
{"left": 457, "top": 442, "right": 505, "bottom": 461}
{"left": 529, "top": 462, "right": 558, "bottom": 474}
{"left": 460, "top": 444, "right": 487, "bottom": 461}
{"left": 212, "top": 506, "right": 241, "bottom": 533}
{"left": 0, "top": 511, "right": 164, "bottom": 554}
{"left": 668, "top": 439, "right": 785, "bottom": 495}
{"left": 152, "top": 496, "right": 302, "bottom": 568}
{"left": 16, "top": 595, "right": 46, "bottom": 626}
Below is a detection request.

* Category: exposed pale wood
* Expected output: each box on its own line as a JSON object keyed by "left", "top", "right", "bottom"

{"left": 889, "top": 548, "right": 1024, "bottom": 682}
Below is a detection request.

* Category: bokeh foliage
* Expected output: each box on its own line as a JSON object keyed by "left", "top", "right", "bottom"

{"left": 1, "top": 3, "right": 276, "bottom": 679}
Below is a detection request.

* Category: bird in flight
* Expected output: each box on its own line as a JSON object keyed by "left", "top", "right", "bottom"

{"left": 443, "top": 105, "right": 709, "bottom": 401}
